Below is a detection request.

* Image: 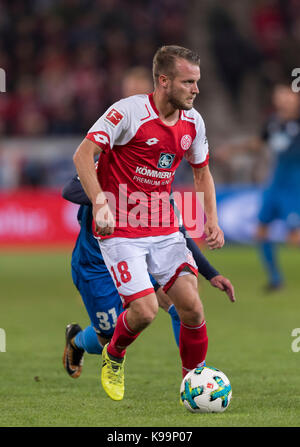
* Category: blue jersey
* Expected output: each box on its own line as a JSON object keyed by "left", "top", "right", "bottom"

{"left": 258, "top": 114, "right": 300, "bottom": 227}
{"left": 262, "top": 115, "right": 300, "bottom": 190}
{"left": 71, "top": 205, "right": 108, "bottom": 281}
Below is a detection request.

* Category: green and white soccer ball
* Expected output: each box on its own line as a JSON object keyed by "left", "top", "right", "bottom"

{"left": 180, "top": 366, "right": 232, "bottom": 413}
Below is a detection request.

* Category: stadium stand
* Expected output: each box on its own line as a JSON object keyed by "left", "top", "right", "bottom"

{"left": 0, "top": 0, "right": 299, "bottom": 187}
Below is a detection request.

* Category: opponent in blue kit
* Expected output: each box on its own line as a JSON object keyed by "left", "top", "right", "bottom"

{"left": 256, "top": 85, "right": 300, "bottom": 289}
{"left": 62, "top": 175, "right": 235, "bottom": 379}
{"left": 216, "top": 84, "right": 300, "bottom": 290}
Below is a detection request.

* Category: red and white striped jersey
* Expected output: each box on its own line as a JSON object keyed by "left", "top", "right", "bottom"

{"left": 86, "top": 93, "right": 209, "bottom": 238}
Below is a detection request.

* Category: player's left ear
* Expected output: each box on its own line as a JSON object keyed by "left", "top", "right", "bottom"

{"left": 158, "top": 74, "right": 170, "bottom": 89}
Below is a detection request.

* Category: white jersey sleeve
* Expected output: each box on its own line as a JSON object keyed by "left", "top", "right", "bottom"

{"left": 184, "top": 110, "right": 209, "bottom": 167}
{"left": 86, "top": 99, "right": 130, "bottom": 152}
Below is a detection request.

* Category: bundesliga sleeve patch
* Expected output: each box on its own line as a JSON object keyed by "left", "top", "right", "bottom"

{"left": 105, "top": 108, "right": 124, "bottom": 126}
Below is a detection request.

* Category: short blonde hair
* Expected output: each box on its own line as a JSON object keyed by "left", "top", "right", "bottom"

{"left": 152, "top": 45, "right": 200, "bottom": 86}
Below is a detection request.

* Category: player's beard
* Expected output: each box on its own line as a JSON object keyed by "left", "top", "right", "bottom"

{"left": 167, "top": 87, "right": 195, "bottom": 110}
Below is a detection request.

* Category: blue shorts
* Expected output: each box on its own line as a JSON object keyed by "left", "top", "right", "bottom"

{"left": 71, "top": 267, "right": 159, "bottom": 338}
{"left": 258, "top": 185, "right": 300, "bottom": 230}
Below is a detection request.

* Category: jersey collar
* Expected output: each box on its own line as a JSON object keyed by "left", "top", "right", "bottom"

{"left": 148, "top": 92, "right": 182, "bottom": 123}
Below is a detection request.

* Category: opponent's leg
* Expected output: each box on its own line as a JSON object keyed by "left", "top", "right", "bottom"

{"left": 167, "top": 304, "right": 180, "bottom": 347}
{"left": 73, "top": 325, "right": 104, "bottom": 354}
{"left": 63, "top": 323, "right": 106, "bottom": 378}
{"left": 63, "top": 323, "right": 85, "bottom": 378}
{"left": 256, "top": 224, "right": 283, "bottom": 290}
{"left": 63, "top": 269, "right": 123, "bottom": 378}
{"left": 156, "top": 287, "right": 180, "bottom": 347}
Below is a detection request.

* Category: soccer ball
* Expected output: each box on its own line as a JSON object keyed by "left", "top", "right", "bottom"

{"left": 180, "top": 366, "right": 232, "bottom": 413}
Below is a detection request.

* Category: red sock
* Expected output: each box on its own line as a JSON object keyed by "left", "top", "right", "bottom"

{"left": 107, "top": 310, "right": 140, "bottom": 359}
{"left": 179, "top": 320, "right": 208, "bottom": 378}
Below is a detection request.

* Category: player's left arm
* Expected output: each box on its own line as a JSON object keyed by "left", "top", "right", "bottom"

{"left": 209, "top": 275, "right": 236, "bottom": 302}
{"left": 193, "top": 164, "right": 224, "bottom": 249}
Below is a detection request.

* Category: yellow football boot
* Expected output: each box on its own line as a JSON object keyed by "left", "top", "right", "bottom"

{"left": 101, "top": 344, "right": 125, "bottom": 401}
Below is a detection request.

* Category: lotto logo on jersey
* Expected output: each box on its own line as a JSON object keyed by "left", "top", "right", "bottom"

{"left": 87, "top": 131, "right": 110, "bottom": 150}
{"left": 146, "top": 138, "right": 159, "bottom": 146}
{"left": 105, "top": 108, "right": 124, "bottom": 126}
{"left": 157, "top": 153, "right": 175, "bottom": 169}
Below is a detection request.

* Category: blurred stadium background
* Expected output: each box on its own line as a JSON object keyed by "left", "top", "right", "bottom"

{"left": 1, "top": 0, "right": 299, "bottom": 247}
{"left": 0, "top": 0, "right": 300, "bottom": 246}
{"left": 1, "top": 0, "right": 300, "bottom": 428}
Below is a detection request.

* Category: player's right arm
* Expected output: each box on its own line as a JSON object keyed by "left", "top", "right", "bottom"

{"left": 73, "top": 99, "right": 130, "bottom": 236}
{"left": 73, "top": 138, "right": 115, "bottom": 236}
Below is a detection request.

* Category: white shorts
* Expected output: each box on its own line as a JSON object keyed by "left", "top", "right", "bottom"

{"left": 99, "top": 231, "right": 198, "bottom": 307}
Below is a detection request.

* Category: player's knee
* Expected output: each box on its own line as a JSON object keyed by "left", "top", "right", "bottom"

{"left": 140, "top": 310, "right": 157, "bottom": 328}
{"left": 167, "top": 274, "right": 204, "bottom": 324}
{"left": 140, "top": 299, "right": 158, "bottom": 327}
{"left": 178, "top": 297, "right": 204, "bottom": 326}
{"left": 129, "top": 295, "right": 158, "bottom": 330}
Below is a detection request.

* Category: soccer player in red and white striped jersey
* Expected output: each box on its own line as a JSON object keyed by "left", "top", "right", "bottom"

{"left": 73, "top": 45, "right": 225, "bottom": 401}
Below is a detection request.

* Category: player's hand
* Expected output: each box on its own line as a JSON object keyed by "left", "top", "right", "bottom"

{"left": 204, "top": 222, "right": 224, "bottom": 249}
{"left": 93, "top": 193, "right": 115, "bottom": 236}
{"left": 209, "top": 275, "right": 236, "bottom": 302}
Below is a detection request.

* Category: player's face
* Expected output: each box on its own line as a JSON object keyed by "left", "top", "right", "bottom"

{"left": 166, "top": 59, "right": 200, "bottom": 110}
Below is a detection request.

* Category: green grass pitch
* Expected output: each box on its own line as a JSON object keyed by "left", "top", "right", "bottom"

{"left": 0, "top": 245, "right": 300, "bottom": 427}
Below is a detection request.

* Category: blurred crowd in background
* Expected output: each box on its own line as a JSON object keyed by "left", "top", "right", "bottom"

{"left": 0, "top": 0, "right": 300, "bottom": 188}
{"left": 208, "top": 0, "right": 300, "bottom": 106}
{"left": 0, "top": 0, "right": 187, "bottom": 136}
